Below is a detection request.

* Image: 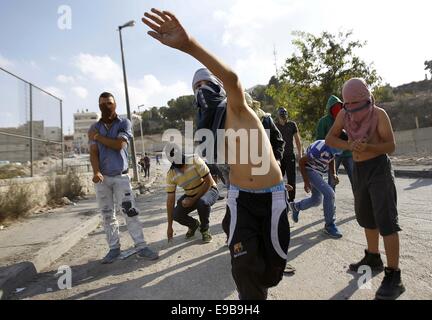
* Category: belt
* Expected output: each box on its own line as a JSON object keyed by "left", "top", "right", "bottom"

{"left": 106, "top": 170, "right": 128, "bottom": 177}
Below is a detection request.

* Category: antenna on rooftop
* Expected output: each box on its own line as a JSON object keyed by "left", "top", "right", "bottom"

{"left": 273, "top": 44, "right": 279, "bottom": 78}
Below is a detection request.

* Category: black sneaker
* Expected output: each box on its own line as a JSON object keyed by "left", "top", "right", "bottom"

{"left": 185, "top": 220, "right": 200, "bottom": 239}
{"left": 101, "top": 248, "right": 121, "bottom": 264}
{"left": 201, "top": 230, "right": 213, "bottom": 243}
{"left": 349, "top": 250, "right": 384, "bottom": 272}
{"left": 375, "top": 268, "right": 406, "bottom": 300}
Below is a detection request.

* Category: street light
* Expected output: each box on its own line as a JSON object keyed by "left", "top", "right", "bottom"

{"left": 137, "top": 104, "right": 146, "bottom": 156}
{"left": 118, "top": 19, "right": 139, "bottom": 182}
{"left": 133, "top": 110, "right": 145, "bottom": 156}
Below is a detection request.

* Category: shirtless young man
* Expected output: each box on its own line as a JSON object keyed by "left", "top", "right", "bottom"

{"left": 326, "top": 78, "right": 405, "bottom": 300}
{"left": 142, "top": 8, "right": 290, "bottom": 300}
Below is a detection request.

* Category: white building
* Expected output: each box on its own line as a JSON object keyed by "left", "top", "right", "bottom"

{"left": 73, "top": 111, "right": 100, "bottom": 154}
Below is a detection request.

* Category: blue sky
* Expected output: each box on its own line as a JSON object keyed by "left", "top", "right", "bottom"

{"left": 1, "top": 0, "right": 431, "bottom": 134}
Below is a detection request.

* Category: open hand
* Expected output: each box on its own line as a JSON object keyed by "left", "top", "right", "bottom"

{"left": 142, "top": 8, "right": 191, "bottom": 51}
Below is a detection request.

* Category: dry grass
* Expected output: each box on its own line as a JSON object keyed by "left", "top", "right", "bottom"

{"left": 0, "top": 164, "right": 29, "bottom": 179}
{"left": 0, "top": 183, "right": 34, "bottom": 222}
{"left": 0, "top": 169, "right": 85, "bottom": 223}
{"left": 48, "top": 169, "right": 85, "bottom": 205}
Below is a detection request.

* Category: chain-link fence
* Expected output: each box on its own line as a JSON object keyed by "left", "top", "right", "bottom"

{"left": 0, "top": 67, "right": 64, "bottom": 179}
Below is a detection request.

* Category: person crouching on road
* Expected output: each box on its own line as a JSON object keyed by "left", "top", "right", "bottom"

{"left": 165, "top": 144, "right": 219, "bottom": 244}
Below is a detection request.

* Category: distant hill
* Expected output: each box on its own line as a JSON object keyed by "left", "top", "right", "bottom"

{"left": 380, "top": 79, "right": 432, "bottom": 131}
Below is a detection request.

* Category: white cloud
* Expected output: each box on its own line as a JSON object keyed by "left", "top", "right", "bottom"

{"left": 212, "top": 0, "right": 307, "bottom": 87}
{"left": 44, "top": 86, "right": 64, "bottom": 99}
{"left": 72, "top": 52, "right": 190, "bottom": 109}
{"left": 214, "top": 0, "right": 303, "bottom": 48}
{"left": 56, "top": 74, "right": 75, "bottom": 84}
{"left": 71, "top": 86, "right": 88, "bottom": 99}
{"left": 110, "top": 75, "right": 190, "bottom": 112}
{"left": 29, "top": 60, "right": 40, "bottom": 70}
{"left": 235, "top": 51, "right": 275, "bottom": 87}
{"left": 0, "top": 54, "right": 14, "bottom": 68}
{"left": 131, "top": 75, "right": 189, "bottom": 108}
{"left": 74, "top": 53, "right": 122, "bottom": 82}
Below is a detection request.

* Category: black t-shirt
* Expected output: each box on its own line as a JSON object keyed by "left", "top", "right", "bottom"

{"left": 276, "top": 121, "right": 298, "bottom": 155}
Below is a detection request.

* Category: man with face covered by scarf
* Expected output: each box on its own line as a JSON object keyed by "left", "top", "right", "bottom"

{"left": 326, "top": 78, "right": 405, "bottom": 300}
{"left": 143, "top": 8, "right": 290, "bottom": 300}
{"left": 192, "top": 68, "right": 230, "bottom": 186}
{"left": 88, "top": 92, "right": 159, "bottom": 264}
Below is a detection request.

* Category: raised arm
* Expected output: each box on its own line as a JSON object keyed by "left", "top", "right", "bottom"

{"left": 142, "top": 8, "right": 247, "bottom": 115}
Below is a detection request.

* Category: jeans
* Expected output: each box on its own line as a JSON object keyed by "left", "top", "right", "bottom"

{"left": 95, "top": 174, "right": 146, "bottom": 250}
{"left": 296, "top": 169, "right": 336, "bottom": 227}
{"left": 173, "top": 187, "right": 219, "bottom": 232}
{"left": 329, "top": 155, "right": 353, "bottom": 190}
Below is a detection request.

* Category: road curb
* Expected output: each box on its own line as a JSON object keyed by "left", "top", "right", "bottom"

{"left": 338, "top": 168, "right": 432, "bottom": 179}
{"left": 0, "top": 173, "right": 162, "bottom": 300}
{"left": 394, "top": 169, "right": 432, "bottom": 179}
{"left": 0, "top": 262, "right": 37, "bottom": 300}
{"left": 0, "top": 214, "right": 100, "bottom": 300}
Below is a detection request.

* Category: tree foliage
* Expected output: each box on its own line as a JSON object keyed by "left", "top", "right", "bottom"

{"left": 138, "top": 95, "right": 196, "bottom": 135}
{"left": 425, "top": 60, "right": 432, "bottom": 77}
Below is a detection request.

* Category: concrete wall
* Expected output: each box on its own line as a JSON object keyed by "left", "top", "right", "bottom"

{"left": 394, "top": 127, "right": 432, "bottom": 155}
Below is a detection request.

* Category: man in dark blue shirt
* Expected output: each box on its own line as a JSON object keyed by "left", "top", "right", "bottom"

{"left": 88, "top": 92, "right": 158, "bottom": 264}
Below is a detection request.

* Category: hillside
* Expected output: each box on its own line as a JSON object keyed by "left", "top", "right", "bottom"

{"left": 380, "top": 79, "right": 432, "bottom": 131}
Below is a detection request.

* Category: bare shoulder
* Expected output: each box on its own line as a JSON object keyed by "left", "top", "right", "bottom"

{"left": 376, "top": 106, "right": 389, "bottom": 117}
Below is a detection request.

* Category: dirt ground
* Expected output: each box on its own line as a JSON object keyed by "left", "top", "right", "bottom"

{"left": 10, "top": 164, "right": 432, "bottom": 300}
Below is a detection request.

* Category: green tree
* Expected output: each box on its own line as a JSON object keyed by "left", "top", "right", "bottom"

{"left": 373, "top": 84, "right": 394, "bottom": 103}
{"left": 161, "top": 95, "right": 196, "bottom": 131}
{"left": 267, "top": 31, "right": 381, "bottom": 136}
{"left": 425, "top": 60, "right": 432, "bottom": 77}
{"left": 249, "top": 84, "right": 275, "bottom": 107}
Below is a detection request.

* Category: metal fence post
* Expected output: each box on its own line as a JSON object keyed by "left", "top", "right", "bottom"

{"left": 60, "top": 100, "right": 64, "bottom": 174}
{"left": 29, "top": 84, "right": 33, "bottom": 177}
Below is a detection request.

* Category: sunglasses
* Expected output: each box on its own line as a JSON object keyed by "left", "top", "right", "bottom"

{"left": 343, "top": 100, "right": 371, "bottom": 113}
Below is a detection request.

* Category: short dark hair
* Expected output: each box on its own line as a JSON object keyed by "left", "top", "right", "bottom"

{"left": 99, "top": 92, "right": 115, "bottom": 101}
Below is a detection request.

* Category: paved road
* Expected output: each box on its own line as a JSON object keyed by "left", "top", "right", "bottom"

{"left": 11, "top": 168, "right": 432, "bottom": 300}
